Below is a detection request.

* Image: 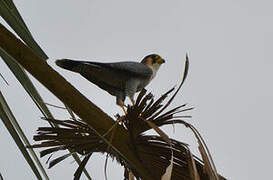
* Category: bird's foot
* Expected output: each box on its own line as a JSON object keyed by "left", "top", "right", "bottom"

{"left": 121, "top": 106, "right": 127, "bottom": 115}
{"left": 129, "top": 97, "right": 135, "bottom": 106}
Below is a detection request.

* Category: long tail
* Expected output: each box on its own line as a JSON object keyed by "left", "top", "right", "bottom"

{"left": 55, "top": 59, "right": 83, "bottom": 73}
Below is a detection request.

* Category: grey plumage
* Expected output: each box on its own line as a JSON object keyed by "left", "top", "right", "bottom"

{"left": 55, "top": 54, "right": 165, "bottom": 111}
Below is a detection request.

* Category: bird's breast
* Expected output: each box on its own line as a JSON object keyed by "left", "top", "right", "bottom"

{"left": 136, "top": 78, "right": 151, "bottom": 92}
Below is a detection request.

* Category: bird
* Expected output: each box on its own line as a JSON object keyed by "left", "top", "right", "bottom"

{"left": 55, "top": 54, "right": 165, "bottom": 114}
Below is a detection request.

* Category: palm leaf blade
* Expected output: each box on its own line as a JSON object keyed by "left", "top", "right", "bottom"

{"left": 0, "top": 92, "right": 44, "bottom": 180}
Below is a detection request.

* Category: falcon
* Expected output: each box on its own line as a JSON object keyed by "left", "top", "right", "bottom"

{"left": 55, "top": 54, "right": 165, "bottom": 114}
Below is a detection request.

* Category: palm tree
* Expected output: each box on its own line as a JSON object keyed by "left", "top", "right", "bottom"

{"left": 0, "top": 2, "right": 226, "bottom": 180}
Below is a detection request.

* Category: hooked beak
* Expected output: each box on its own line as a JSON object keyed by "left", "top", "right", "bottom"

{"left": 158, "top": 58, "right": 165, "bottom": 64}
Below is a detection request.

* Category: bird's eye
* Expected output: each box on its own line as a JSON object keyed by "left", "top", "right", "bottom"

{"left": 152, "top": 58, "right": 157, "bottom": 64}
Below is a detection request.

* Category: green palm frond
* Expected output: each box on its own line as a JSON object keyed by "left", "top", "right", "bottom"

{"left": 0, "top": 1, "right": 92, "bottom": 178}
{"left": 0, "top": 0, "right": 47, "bottom": 59}
{"left": 0, "top": 91, "right": 44, "bottom": 180}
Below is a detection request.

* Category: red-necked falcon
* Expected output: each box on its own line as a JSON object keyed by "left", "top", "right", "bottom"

{"left": 55, "top": 54, "right": 165, "bottom": 113}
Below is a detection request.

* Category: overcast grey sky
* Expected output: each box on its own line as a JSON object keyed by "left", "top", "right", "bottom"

{"left": 1, "top": 0, "right": 273, "bottom": 179}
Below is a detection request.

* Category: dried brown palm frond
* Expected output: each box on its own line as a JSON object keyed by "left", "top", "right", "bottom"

{"left": 28, "top": 55, "right": 226, "bottom": 180}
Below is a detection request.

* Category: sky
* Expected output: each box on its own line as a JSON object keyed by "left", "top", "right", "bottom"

{"left": 1, "top": 0, "right": 273, "bottom": 179}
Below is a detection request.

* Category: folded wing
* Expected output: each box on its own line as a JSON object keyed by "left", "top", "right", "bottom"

{"left": 56, "top": 59, "right": 153, "bottom": 95}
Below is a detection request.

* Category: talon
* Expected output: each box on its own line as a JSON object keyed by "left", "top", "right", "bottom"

{"left": 117, "top": 99, "right": 127, "bottom": 115}
{"left": 121, "top": 105, "right": 127, "bottom": 115}
{"left": 129, "top": 96, "right": 135, "bottom": 106}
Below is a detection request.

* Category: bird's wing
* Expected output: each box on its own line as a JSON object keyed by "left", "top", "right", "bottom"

{"left": 78, "top": 61, "right": 153, "bottom": 94}
{"left": 56, "top": 59, "right": 153, "bottom": 94}
{"left": 84, "top": 61, "right": 153, "bottom": 79}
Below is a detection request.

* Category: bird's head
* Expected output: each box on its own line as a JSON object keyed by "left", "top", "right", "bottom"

{"left": 141, "top": 54, "right": 165, "bottom": 76}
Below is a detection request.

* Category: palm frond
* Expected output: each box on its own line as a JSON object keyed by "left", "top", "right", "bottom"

{"left": 28, "top": 86, "right": 226, "bottom": 180}
{"left": 0, "top": 91, "right": 44, "bottom": 180}
{"left": 0, "top": 22, "right": 226, "bottom": 179}
{"left": 0, "top": 0, "right": 47, "bottom": 59}
{"left": 1, "top": 3, "right": 92, "bottom": 177}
